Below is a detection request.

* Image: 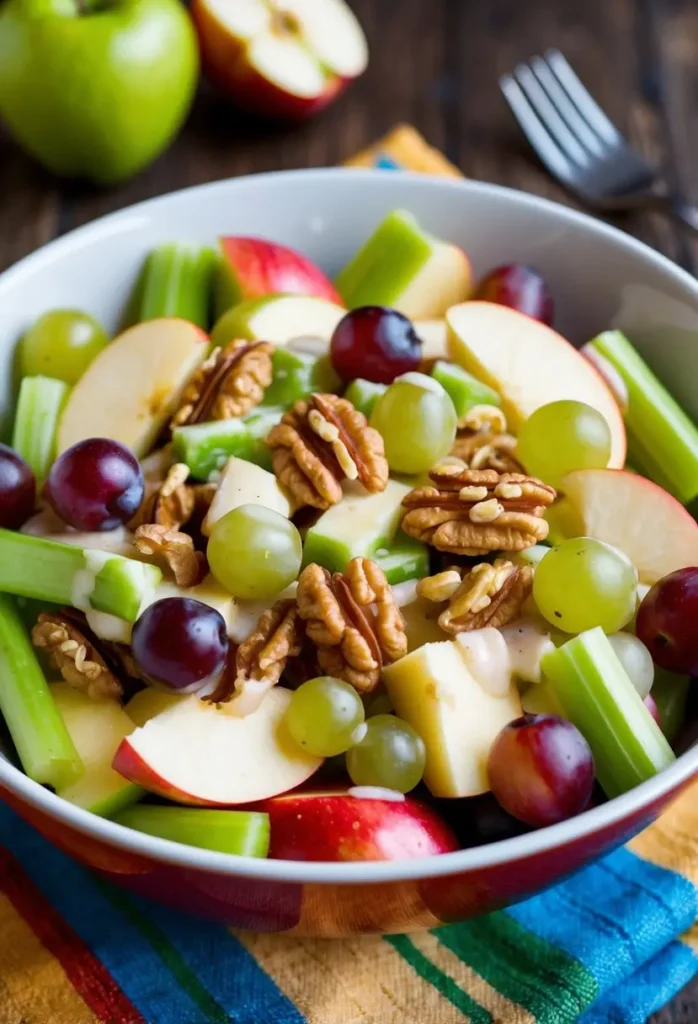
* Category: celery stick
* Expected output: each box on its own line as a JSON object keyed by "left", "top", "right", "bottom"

{"left": 263, "top": 349, "right": 340, "bottom": 409}
{"left": 431, "top": 360, "right": 501, "bottom": 419}
{"left": 542, "top": 627, "right": 675, "bottom": 798}
{"left": 651, "top": 668, "right": 690, "bottom": 744}
{"left": 12, "top": 375, "right": 69, "bottom": 481}
{"left": 0, "top": 530, "right": 161, "bottom": 621}
{"left": 172, "top": 407, "right": 281, "bottom": 480}
{"left": 374, "top": 533, "right": 430, "bottom": 585}
{"left": 0, "top": 594, "right": 83, "bottom": 788}
{"left": 587, "top": 330, "right": 698, "bottom": 503}
{"left": 135, "top": 243, "right": 216, "bottom": 330}
{"left": 344, "top": 378, "right": 387, "bottom": 418}
{"left": 113, "top": 806, "right": 270, "bottom": 857}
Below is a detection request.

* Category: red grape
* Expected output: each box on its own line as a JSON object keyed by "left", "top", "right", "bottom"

{"left": 636, "top": 568, "right": 698, "bottom": 674}
{"left": 474, "top": 264, "right": 554, "bottom": 325}
{"left": 330, "top": 306, "right": 422, "bottom": 385}
{"left": 46, "top": 438, "right": 144, "bottom": 531}
{"left": 131, "top": 598, "right": 229, "bottom": 695}
{"left": 643, "top": 694, "right": 662, "bottom": 730}
{"left": 0, "top": 443, "right": 35, "bottom": 529}
{"left": 488, "top": 713, "right": 595, "bottom": 828}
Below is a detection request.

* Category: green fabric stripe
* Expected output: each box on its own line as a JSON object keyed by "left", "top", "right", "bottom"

{"left": 95, "top": 880, "right": 229, "bottom": 1024}
{"left": 387, "top": 934, "right": 491, "bottom": 1023}
{"left": 434, "top": 913, "right": 599, "bottom": 1024}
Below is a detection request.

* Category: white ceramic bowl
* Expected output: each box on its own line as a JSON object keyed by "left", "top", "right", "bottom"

{"left": 1, "top": 169, "right": 696, "bottom": 935}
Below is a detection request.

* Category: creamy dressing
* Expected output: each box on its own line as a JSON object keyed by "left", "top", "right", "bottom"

{"left": 455, "top": 628, "right": 512, "bottom": 697}
{"left": 500, "top": 618, "right": 556, "bottom": 685}
{"left": 85, "top": 609, "right": 132, "bottom": 645}
{"left": 70, "top": 549, "right": 112, "bottom": 610}
{"left": 348, "top": 786, "right": 406, "bottom": 802}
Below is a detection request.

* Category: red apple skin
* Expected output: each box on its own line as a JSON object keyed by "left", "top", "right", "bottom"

{"left": 643, "top": 694, "right": 662, "bottom": 730}
{"left": 218, "top": 237, "right": 343, "bottom": 308}
{"left": 256, "top": 789, "right": 459, "bottom": 862}
{"left": 636, "top": 567, "right": 698, "bottom": 674}
{"left": 191, "top": 0, "right": 349, "bottom": 121}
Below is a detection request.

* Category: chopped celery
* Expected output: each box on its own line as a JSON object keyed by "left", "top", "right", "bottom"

{"left": 134, "top": 243, "right": 216, "bottom": 330}
{"left": 431, "top": 360, "right": 501, "bottom": 419}
{"left": 587, "top": 330, "right": 698, "bottom": 503}
{"left": 0, "top": 530, "right": 161, "bottom": 621}
{"left": 374, "top": 533, "right": 430, "bottom": 584}
{"left": 12, "top": 375, "right": 69, "bottom": 481}
{"left": 113, "top": 806, "right": 270, "bottom": 857}
{"left": 542, "top": 627, "right": 675, "bottom": 798}
{"left": 0, "top": 594, "right": 83, "bottom": 788}
{"left": 172, "top": 407, "right": 280, "bottom": 479}
{"left": 344, "top": 378, "right": 387, "bottom": 418}
{"left": 650, "top": 668, "right": 690, "bottom": 744}
{"left": 263, "top": 348, "right": 340, "bottom": 409}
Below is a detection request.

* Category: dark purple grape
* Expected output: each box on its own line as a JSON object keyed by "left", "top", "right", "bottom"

{"left": 487, "top": 713, "right": 595, "bottom": 828}
{"left": 131, "top": 598, "right": 228, "bottom": 695}
{"left": 474, "top": 264, "right": 554, "bottom": 325}
{"left": 46, "top": 437, "right": 144, "bottom": 531}
{"left": 330, "top": 306, "right": 422, "bottom": 385}
{"left": 0, "top": 443, "right": 35, "bottom": 528}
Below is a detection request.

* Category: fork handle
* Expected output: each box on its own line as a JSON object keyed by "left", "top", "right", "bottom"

{"left": 645, "top": 194, "right": 698, "bottom": 234}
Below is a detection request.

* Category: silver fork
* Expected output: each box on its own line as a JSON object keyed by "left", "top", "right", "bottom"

{"left": 500, "top": 50, "right": 698, "bottom": 233}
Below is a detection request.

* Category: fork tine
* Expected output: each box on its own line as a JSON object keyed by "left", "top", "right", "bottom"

{"left": 529, "top": 56, "right": 607, "bottom": 158}
{"left": 544, "top": 50, "right": 623, "bottom": 146}
{"left": 513, "top": 63, "right": 590, "bottom": 167}
{"left": 499, "top": 73, "right": 576, "bottom": 183}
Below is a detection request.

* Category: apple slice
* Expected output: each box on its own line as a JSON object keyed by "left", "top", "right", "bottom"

{"left": 202, "top": 457, "right": 291, "bottom": 535}
{"left": 383, "top": 638, "right": 522, "bottom": 798}
{"left": 211, "top": 293, "right": 345, "bottom": 350}
{"left": 256, "top": 787, "right": 457, "bottom": 861}
{"left": 191, "top": 0, "right": 368, "bottom": 122}
{"left": 215, "top": 237, "right": 342, "bottom": 317}
{"left": 415, "top": 319, "right": 448, "bottom": 363}
{"left": 52, "top": 683, "right": 142, "bottom": 817}
{"left": 113, "top": 687, "right": 322, "bottom": 806}
{"left": 447, "top": 301, "right": 626, "bottom": 468}
{"left": 336, "top": 210, "right": 472, "bottom": 319}
{"left": 57, "top": 318, "right": 207, "bottom": 458}
{"left": 560, "top": 468, "right": 698, "bottom": 584}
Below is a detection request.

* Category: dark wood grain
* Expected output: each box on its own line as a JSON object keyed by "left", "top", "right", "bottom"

{"left": 0, "top": 0, "right": 696, "bottom": 1017}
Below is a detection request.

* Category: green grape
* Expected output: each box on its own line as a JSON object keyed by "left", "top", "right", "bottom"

{"left": 516, "top": 400, "right": 612, "bottom": 488}
{"left": 20, "top": 310, "right": 109, "bottom": 385}
{"left": 511, "top": 544, "right": 550, "bottom": 569}
{"left": 346, "top": 714, "right": 426, "bottom": 793}
{"left": 607, "top": 632, "right": 654, "bottom": 699}
{"left": 207, "top": 503, "right": 302, "bottom": 600}
{"left": 370, "top": 373, "right": 457, "bottom": 474}
{"left": 533, "top": 537, "right": 637, "bottom": 634}
{"left": 286, "top": 677, "right": 365, "bottom": 757}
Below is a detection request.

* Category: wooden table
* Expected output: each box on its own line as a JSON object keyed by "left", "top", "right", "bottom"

{"left": 0, "top": 0, "right": 696, "bottom": 1018}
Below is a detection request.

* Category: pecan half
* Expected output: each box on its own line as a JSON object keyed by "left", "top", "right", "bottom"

{"left": 418, "top": 559, "right": 533, "bottom": 634}
{"left": 207, "top": 600, "right": 303, "bottom": 714}
{"left": 171, "top": 340, "right": 274, "bottom": 428}
{"left": 296, "top": 558, "right": 406, "bottom": 693}
{"left": 449, "top": 431, "right": 523, "bottom": 473}
{"left": 32, "top": 613, "right": 123, "bottom": 700}
{"left": 266, "top": 394, "right": 389, "bottom": 510}
{"left": 135, "top": 462, "right": 196, "bottom": 530}
{"left": 401, "top": 467, "right": 555, "bottom": 556}
{"left": 134, "top": 524, "right": 206, "bottom": 587}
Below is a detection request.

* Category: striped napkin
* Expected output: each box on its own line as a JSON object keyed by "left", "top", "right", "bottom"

{"left": 0, "top": 127, "right": 696, "bottom": 1024}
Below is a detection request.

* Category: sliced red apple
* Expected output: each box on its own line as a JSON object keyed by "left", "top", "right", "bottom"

{"left": 211, "top": 293, "right": 345, "bottom": 350}
{"left": 191, "top": 0, "right": 368, "bottom": 121}
{"left": 256, "top": 786, "right": 458, "bottom": 861}
{"left": 561, "top": 468, "right": 698, "bottom": 584}
{"left": 57, "top": 318, "right": 208, "bottom": 458}
{"left": 447, "top": 302, "right": 626, "bottom": 468}
{"left": 415, "top": 319, "right": 448, "bottom": 364}
{"left": 113, "top": 688, "right": 322, "bottom": 806}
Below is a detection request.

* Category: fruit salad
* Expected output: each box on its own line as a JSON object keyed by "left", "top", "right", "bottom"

{"left": 1, "top": 208, "right": 697, "bottom": 864}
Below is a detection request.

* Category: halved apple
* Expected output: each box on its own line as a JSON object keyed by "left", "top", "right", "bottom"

{"left": 191, "top": 0, "right": 368, "bottom": 122}
{"left": 560, "top": 468, "right": 698, "bottom": 584}
{"left": 215, "top": 237, "right": 342, "bottom": 316}
{"left": 447, "top": 302, "right": 626, "bottom": 468}
{"left": 211, "top": 293, "right": 345, "bottom": 351}
{"left": 113, "top": 687, "right": 322, "bottom": 806}
{"left": 57, "top": 319, "right": 208, "bottom": 458}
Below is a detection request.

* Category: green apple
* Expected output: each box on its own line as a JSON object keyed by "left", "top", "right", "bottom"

{"left": 211, "top": 294, "right": 346, "bottom": 349}
{"left": 430, "top": 360, "right": 501, "bottom": 421}
{"left": 344, "top": 378, "right": 387, "bottom": 418}
{"left": 113, "top": 805, "right": 270, "bottom": 857}
{"left": 202, "top": 457, "right": 291, "bottom": 536}
{"left": 0, "top": 0, "right": 198, "bottom": 184}
{"left": 374, "top": 533, "right": 429, "bottom": 585}
{"left": 263, "top": 349, "right": 340, "bottom": 410}
{"left": 335, "top": 210, "right": 472, "bottom": 319}
{"left": 52, "top": 682, "right": 143, "bottom": 816}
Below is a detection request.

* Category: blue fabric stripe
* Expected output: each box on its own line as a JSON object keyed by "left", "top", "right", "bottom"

{"left": 0, "top": 805, "right": 207, "bottom": 1022}
{"left": 508, "top": 847, "right": 698, "bottom": 992}
{"left": 373, "top": 154, "right": 402, "bottom": 169}
{"left": 127, "top": 892, "right": 305, "bottom": 1024}
{"left": 579, "top": 941, "right": 698, "bottom": 1023}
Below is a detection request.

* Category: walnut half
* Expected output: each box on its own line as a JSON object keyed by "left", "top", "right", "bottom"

{"left": 32, "top": 613, "right": 123, "bottom": 700}
{"left": 296, "top": 558, "right": 407, "bottom": 693}
{"left": 171, "top": 340, "right": 274, "bottom": 428}
{"left": 418, "top": 559, "right": 533, "bottom": 634}
{"left": 134, "top": 524, "right": 206, "bottom": 588}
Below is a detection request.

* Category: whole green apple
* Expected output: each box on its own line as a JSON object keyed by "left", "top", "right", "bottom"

{"left": 0, "top": 0, "right": 199, "bottom": 185}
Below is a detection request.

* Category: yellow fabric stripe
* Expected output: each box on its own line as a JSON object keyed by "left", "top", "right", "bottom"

{"left": 236, "top": 931, "right": 467, "bottom": 1024}
{"left": 410, "top": 931, "right": 536, "bottom": 1024}
{"left": 682, "top": 923, "right": 698, "bottom": 953}
{"left": 628, "top": 783, "right": 698, "bottom": 887}
{"left": 0, "top": 976, "right": 27, "bottom": 1024}
{"left": 0, "top": 893, "right": 97, "bottom": 1024}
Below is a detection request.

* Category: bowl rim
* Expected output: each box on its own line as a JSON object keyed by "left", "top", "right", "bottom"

{"left": 1, "top": 167, "right": 697, "bottom": 884}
